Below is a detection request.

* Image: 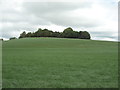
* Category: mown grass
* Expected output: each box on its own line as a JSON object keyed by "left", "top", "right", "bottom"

{"left": 2, "top": 38, "right": 118, "bottom": 88}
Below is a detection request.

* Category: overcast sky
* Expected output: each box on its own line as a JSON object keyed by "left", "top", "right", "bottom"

{"left": 0, "top": 0, "right": 118, "bottom": 41}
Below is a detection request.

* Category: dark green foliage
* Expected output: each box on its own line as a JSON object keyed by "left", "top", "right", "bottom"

{"left": 52, "top": 31, "right": 61, "bottom": 37}
{"left": 41, "top": 29, "right": 53, "bottom": 37}
{"left": 33, "top": 28, "right": 53, "bottom": 37}
{"left": 61, "top": 27, "right": 78, "bottom": 38}
{"left": 78, "top": 31, "right": 91, "bottom": 39}
{"left": 34, "top": 28, "right": 42, "bottom": 37}
{"left": 19, "top": 27, "right": 91, "bottom": 39}
{"left": 19, "top": 31, "right": 26, "bottom": 38}
{"left": 9, "top": 37, "right": 17, "bottom": 40}
{"left": 26, "top": 32, "right": 33, "bottom": 37}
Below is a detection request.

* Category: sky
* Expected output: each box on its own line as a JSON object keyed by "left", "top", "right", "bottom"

{"left": 0, "top": 0, "right": 119, "bottom": 41}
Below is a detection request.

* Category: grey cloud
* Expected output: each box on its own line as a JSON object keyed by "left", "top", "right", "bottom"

{"left": 43, "top": 15, "right": 101, "bottom": 28}
{"left": 1, "top": 0, "right": 118, "bottom": 41}
{"left": 1, "top": 23, "right": 37, "bottom": 39}
{"left": 1, "top": 11, "right": 50, "bottom": 25}
{"left": 22, "top": 2, "right": 100, "bottom": 28}
{"left": 23, "top": 2, "right": 91, "bottom": 14}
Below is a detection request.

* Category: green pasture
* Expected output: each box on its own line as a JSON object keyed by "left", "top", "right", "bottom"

{"left": 2, "top": 38, "right": 118, "bottom": 88}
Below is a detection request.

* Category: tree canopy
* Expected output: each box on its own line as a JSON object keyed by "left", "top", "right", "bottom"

{"left": 19, "top": 27, "right": 91, "bottom": 39}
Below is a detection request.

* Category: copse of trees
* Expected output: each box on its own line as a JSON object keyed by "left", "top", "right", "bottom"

{"left": 19, "top": 27, "right": 91, "bottom": 39}
{"left": 9, "top": 37, "right": 17, "bottom": 40}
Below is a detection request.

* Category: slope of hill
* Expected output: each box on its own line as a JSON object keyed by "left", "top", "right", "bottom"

{"left": 2, "top": 38, "right": 118, "bottom": 88}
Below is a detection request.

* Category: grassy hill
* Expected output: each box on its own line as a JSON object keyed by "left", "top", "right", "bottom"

{"left": 2, "top": 38, "right": 118, "bottom": 88}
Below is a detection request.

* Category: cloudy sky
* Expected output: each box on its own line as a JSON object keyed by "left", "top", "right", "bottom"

{"left": 0, "top": 0, "right": 118, "bottom": 41}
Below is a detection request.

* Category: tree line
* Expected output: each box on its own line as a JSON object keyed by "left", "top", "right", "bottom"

{"left": 18, "top": 27, "right": 91, "bottom": 39}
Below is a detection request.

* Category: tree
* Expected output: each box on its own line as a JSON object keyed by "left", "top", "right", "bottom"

{"left": 26, "top": 32, "right": 33, "bottom": 37}
{"left": 42, "top": 29, "right": 53, "bottom": 37}
{"left": 52, "top": 31, "right": 61, "bottom": 37}
{"left": 34, "top": 28, "right": 53, "bottom": 37}
{"left": 78, "top": 31, "right": 91, "bottom": 39}
{"left": 19, "top": 31, "right": 26, "bottom": 38}
{"left": 34, "top": 28, "right": 42, "bottom": 37}
{"left": 72, "top": 31, "right": 79, "bottom": 38}
{"left": 61, "top": 27, "right": 78, "bottom": 38}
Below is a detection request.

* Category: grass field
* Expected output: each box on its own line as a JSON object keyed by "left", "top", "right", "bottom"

{"left": 0, "top": 41, "right": 2, "bottom": 89}
{"left": 2, "top": 38, "right": 118, "bottom": 88}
